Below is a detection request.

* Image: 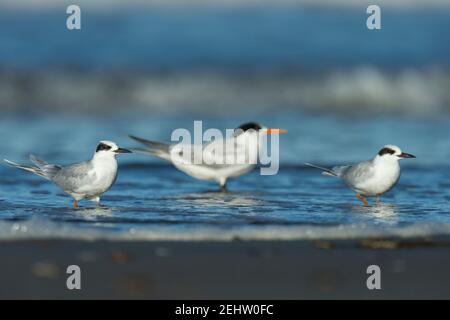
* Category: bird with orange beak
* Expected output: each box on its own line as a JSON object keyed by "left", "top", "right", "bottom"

{"left": 129, "top": 122, "right": 287, "bottom": 191}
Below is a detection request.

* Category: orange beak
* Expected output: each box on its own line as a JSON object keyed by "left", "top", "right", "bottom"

{"left": 264, "top": 128, "right": 288, "bottom": 134}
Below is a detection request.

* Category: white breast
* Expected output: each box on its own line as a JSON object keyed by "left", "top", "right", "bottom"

{"left": 357, "top": 160, "right": 400, "bottom": 196}
{"left": 83, "top": 156, "right": 118, "bottom": 196}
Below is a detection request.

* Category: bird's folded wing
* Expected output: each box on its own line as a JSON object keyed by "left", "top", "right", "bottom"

{"left": 339, "top": 162, "right": 374, "bottom": 183}
{"left": 52, "top": 161, "right": 94, "bottom": 192}
{"left": 200, "top": 138, "right": 253, "bottom": 168}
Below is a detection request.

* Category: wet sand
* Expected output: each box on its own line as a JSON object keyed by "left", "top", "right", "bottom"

{"left": 1, "top": 238, "right": 450, "bottom": 299}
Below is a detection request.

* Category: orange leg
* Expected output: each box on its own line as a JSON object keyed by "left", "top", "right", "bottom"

{"left": 356, "top": 194, "right": 369, "bottom": 206}
{"left": 73, "top": 201, "right": 79, "bottom": 209}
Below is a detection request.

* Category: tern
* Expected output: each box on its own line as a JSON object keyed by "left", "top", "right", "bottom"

{"left": 130, "top": 122, "right": 287, "bottom": 190}
{"left": 306, "top": 145, "right": 415, "bottom": 206}
{"left": 4, "top": 141, "right": 131, "bottom": 208}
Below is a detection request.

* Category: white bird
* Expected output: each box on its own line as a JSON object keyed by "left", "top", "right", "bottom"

{"left": 130, "top": 122, "right": 287, "bottom": 190}
{"left": 306, "top": 145, "right": 415, "bottom": 206}
{"left": 4, "top": 141, "right": 131, "bottom": 208}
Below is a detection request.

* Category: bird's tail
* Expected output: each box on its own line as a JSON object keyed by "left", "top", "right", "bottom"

{"left": 3, "top": 158, "right": 49, "bottom": 179}
{"left": 305, "top": 163, "right": 338, "bottom": 177}
{"left": 29, "top": 154, "right": 61, "bottom": 179}
{"left": 129, "top": 135, "right": 172, "bottom": 161}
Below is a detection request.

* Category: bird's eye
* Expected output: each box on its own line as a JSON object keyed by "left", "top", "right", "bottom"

{"left": 96, "top": 143, "right": 112, "bottom": 152}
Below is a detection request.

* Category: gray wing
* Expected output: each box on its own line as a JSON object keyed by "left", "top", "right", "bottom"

{"left": 191, "top": 136, "right": 253, "bottom": 170}
{"left": 148, "top": 134, "right": 251, "bottom": 170}
{"left": 336, "top": 161, "right": 375, "bottom": 186}
{"left": 131, "top": 134, "right": 255, "bottom": 170}
{"left": 52, "top": 161, "right": 96, "bottom": 192}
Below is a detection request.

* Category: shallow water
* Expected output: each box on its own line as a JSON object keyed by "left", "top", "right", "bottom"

{"left": 1, "top": 6, "right": 450, "bottom": 240}
{"left": 1, "top": 114, "right": 450, "bottom": 240}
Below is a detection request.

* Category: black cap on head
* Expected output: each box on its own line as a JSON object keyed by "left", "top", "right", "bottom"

{"left": 96, "top": 143, "right": 112, "bottom": 152}
{"left": 378, "top": 147, "right": 396, "bottom": 156}
{"left": 236, "top": 122, "right": 262, "bottom": 132}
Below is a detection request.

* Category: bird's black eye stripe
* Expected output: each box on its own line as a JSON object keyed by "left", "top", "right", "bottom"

{"left": 378, "top": 147, "right": 396, "bottom": 156}
{"left": 96, "top": 143, "right": 112, "bottom": 152}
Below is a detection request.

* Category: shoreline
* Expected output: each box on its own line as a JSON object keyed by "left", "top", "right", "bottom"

{"left": 1, "top": 237, "right": 449, "bottom": 299}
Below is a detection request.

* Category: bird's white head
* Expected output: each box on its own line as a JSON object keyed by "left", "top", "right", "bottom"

{"left": 377, "top": 145, "right": 415, "bottom": 161}
{"left": 94, "top": 141, "right": 131, "bottom": 159}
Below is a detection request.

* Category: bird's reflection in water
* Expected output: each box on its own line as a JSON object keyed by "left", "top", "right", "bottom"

{"left": 75, "top": 205, "right": 114, "bottom": 219}
{"left": 352, "top": 202, "right": 399, "bottom": 224}
{"left": 172, "top": 190, "right": 263, "bottom": 208}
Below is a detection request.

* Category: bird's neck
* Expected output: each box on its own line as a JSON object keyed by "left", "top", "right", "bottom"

{"left": 373, "top": 155, "right": 399, "bottom": 169}
{"left": 92, "top": 153, "right": 118, "bottom": 168}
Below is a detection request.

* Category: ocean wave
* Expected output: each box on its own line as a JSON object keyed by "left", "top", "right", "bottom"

{"left": 1, "top": 66, "right": 449, "bottom": 115}
{"left": 1, "top": 218, "right": 450, "bottom": 241}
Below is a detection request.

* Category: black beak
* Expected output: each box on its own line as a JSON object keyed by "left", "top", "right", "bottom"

{"left": 399, "top": 152, "right": 415, "bottom": 159}
{"left": 115, "top": 148, "right": 132, "bottom": 154}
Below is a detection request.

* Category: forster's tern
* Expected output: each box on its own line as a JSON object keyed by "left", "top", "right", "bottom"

{"left": 4, "top": 141, "right": 131, "bottom": 208}
{"left": 130, "top": 122, "right": 287, "bottom": 190}
{"left": 306, "top": 145, "right": 415, "bottom": 206}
